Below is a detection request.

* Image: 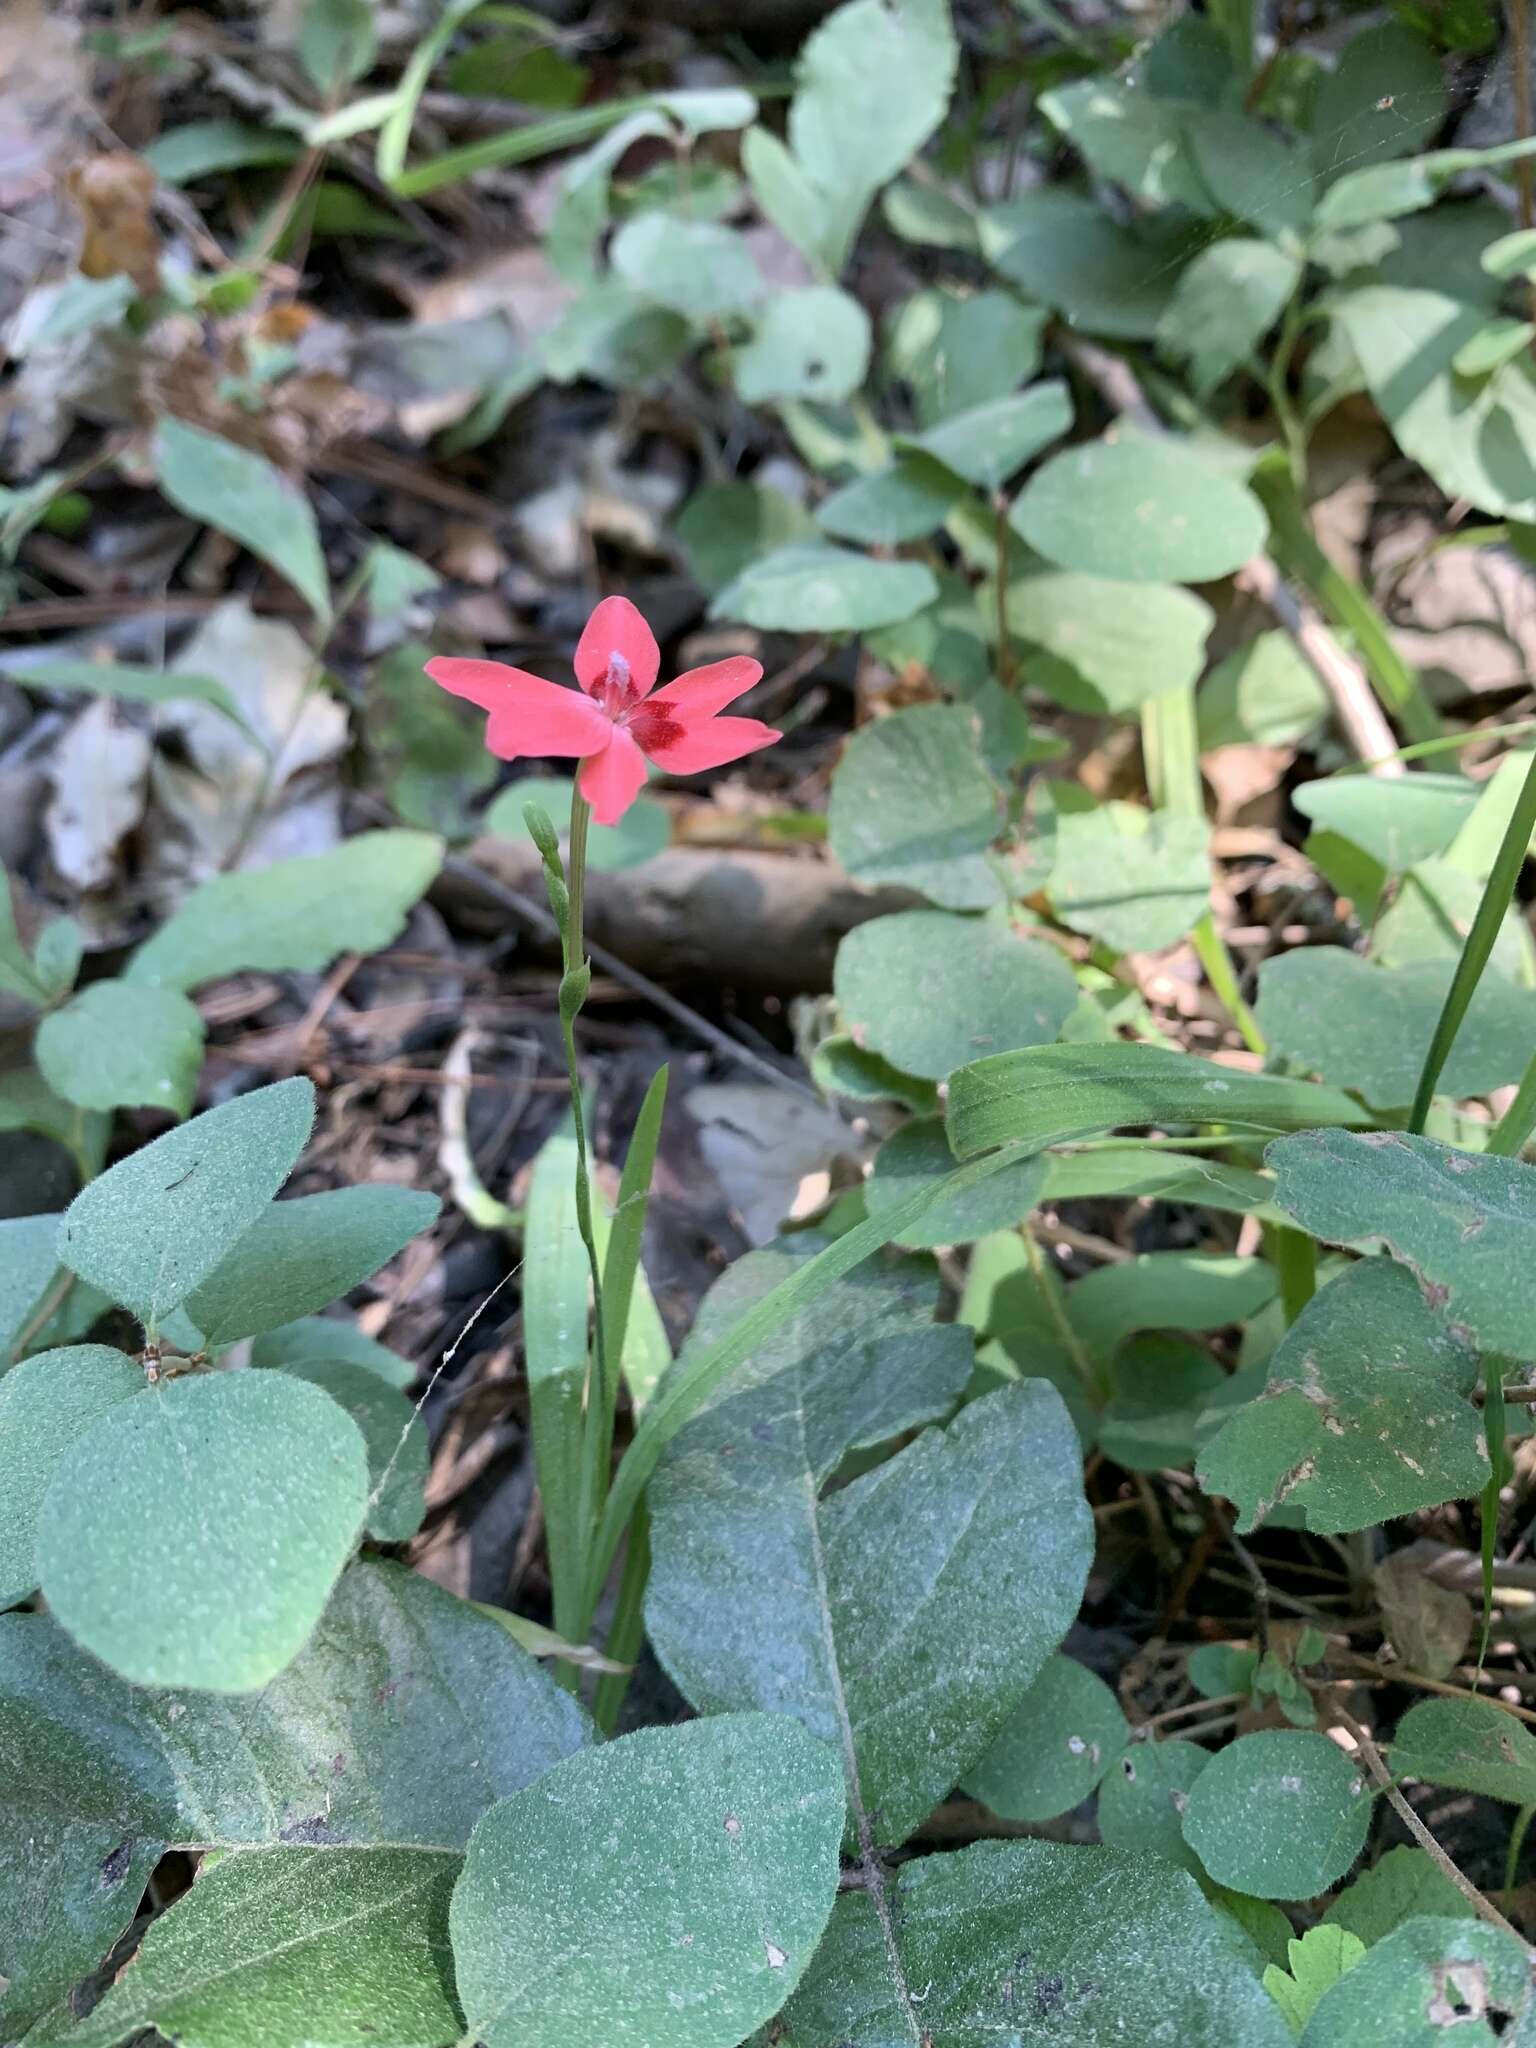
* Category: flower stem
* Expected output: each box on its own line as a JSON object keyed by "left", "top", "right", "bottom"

{"left": 558, "top": 793, "right": 614, "bottom": 1618}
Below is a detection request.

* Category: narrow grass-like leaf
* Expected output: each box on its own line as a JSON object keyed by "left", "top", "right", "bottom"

{"left": 946, "top": 1041, "right": 1371, "bottom": 1161}
{"left": 524, "top": 1128, "right": 590, "bottom": 1651}
{"left": 1407, "top": 747, "right": 1536, "bottom": 1133}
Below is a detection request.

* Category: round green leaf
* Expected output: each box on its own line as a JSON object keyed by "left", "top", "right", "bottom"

{"left": 815, "top": 455, "right": 960, "bottom": 545}
{"left": 835, "top": 909, "right": 1079, "bottom": 1080}
{"left": 828, "top": 704, "right": 1004, "bottom": 909}
{"left": 899, "top": 381, "right": 1074, "bottom": 490}
{"left": 250, "top": 1315, "right": 415, "bottom": 1389}
{"left": 57, "top": 1077, "right": 316, "bottom": 1327}
{"left": 1257, "top": 950, "right": 1536, "bottom": 1109}
{"left": 734, "top": 286, "right": 872, "bottom": 404}
{"left": 1292, "top": 772, "right": 1477, "bottom": 869}
{"left": 450, "top": 1712, "right": 845, "bottom": 2048}
{"left": 35, "top": 980, "right": 204, "bottom": 1117}
{"left": 484, "top": 775, "right": 669, "bottom": 872}
{"left": 711, "top": 543, "right": 937, "bottom": 633}
{"left": 963, "top": 1655, "right": 1129, "bottom": 1821}
{"left": 865, "top": 1116, "right": 1046, "bottom": 1246}
{"left": 1097, "top": 1737, "right": 1210, "bottom": 1871}
{"left": 1390, "top": 1697, "right": 1536, "bottom": 1806}
{"left": 610, "top": 214, "right": 759, "bottom": 322}
{"left": 1182, "top": 1731, "right": 1371, "bottom": 1898}
{"left": 1012, "top": 437, "right": 1268, "bottom": 584}
{"left": 674, "top": 481, "right": 816, "bottom": 595}
{"left": 36, "top": 1370, "right": 369, "bottom": 1691}
{"left": 1046, "top": 800, "right": 1211, "bottom": 954}
{"left": 1009, "top": 571, "right": 1215, "bottom": 714}
{"left": 281, "top": 1357, "right": 428, "bottom": 1544}
{"left": 0, "top": 1345, "right": 144, "bottom": 1607}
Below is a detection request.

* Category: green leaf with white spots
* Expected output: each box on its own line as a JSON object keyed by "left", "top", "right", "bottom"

{"left": 1196, "top": 1257, "right": 1485, "bottom": 1534}
{"left": 0, "top": 1212, "right": 66, "bottom": 1367}
{"left": 814, "top": 455, "right": 960, "bottom": 545}
{"left": 450, "top": 1714, "right": 845, "bottom": 2048}
{"left": 963, "top": 1655, "right": 1128, "bottom": 1822}
{"left": 1299, "top": 1918, "right": 1534, "bottom": 2045}
{"left": 57, "top": 1078, "right": 316, "bottom": 1326}
{"left": 771, "top": 1839, "right": 1293, "bottom": 2047}
{"left": 1322, "top": 1847, "right": 1478, "bottom": 1946}
{"left": 1390, "top": 1697, "right": 1536, "bottom": 1806}
{"left": 184, "top": 1186, "right": 441, "bottom": 1345}
{"left": 648, "top": 1320, "right": 1091, "bottom": 1850}
{"left": 898, "top": 381, "right": 1073, "bottom": 490}
{"left": 36, "top": 1370, "right": 370, "bottom": 1691}
{"left": 828, "top": 704, "right": 1004, "bottom": 908}
{"left": 1097, "top": 1738, "right": 1210, "bottom": 1871}
{"left": 0, "top": 1556, "right": 588, "bottom": 1852}
{"left": 1182, "top": 1731, "right": 1371, "bottom": 1899}
{"left": 27, "top": 1847, "right": 461, "bottom": 2048}
{"left": 1268, "top": 1129, "right": 1536, "bottom": 1359}
{"left": 835, "top": 909, "right": 1079, "bottom": 1080}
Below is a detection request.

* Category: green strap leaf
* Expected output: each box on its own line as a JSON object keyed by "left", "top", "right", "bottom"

{"left": 947, "top": 1041, "right": 1372, "bottom": 1160}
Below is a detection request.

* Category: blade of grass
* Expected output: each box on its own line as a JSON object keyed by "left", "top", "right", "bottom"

{"left": 1252, "top": 454, "right": 1440, "bottom": 745}
{"left": 1141, "top": 684, "right": 1266, "bottom": 1056}
{"left": 1407, "top": 747, "right": 1536, "bottom": 1133}
{"left": 376, "top": 0, "right": 486, "bottom": 183}
{"left": 388, "top": 88, "right": 757, "bottom": 197}
{"left": 593, "top": 1504, "right": 650, "bottom": 1738}
{"left": 522, "top": 1124, "right": 590, "bottom": 1687}
{"left": 599, "top": 1065, "right": 667, "bottom": 1377}
{"left": 1489, "top": 1050, "right": 1536, "bottom": 1157}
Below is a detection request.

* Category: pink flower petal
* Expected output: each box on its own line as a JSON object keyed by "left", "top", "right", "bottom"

{"left": 648, "top": 656, "right": 764, "bottom": 722}
{"left": 574, "top": 596, "right": 660, "bottom": 699}
{"left": 577, "top": 727, "right": 650, "bottom": 824}
{"left": 639, "top": 716, "right": 781, "bottom": 776}
{"left": 425, "top": 658, "right": 611, "bottom": 760}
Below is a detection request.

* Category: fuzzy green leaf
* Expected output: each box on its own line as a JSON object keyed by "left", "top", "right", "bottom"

{"left": 183, "top": 1186, "right": 440, "bottom": 1346}
{"left": 451, "top": 1714, "right": 844, "bottom": 2048}
{"left": 1182, "top": 1731, "right": 1372, "bottom": 1898}
{"left": 37, "top": 1370, "right": 369, "bottom": 1691}
{"left": 127, "top": 832, "right": 444, "bottom": 993}
{"left": 836, "top": 909, "right": 1079, "bottom": 1080}
{"left": 57, "top": 1078, "right": 315, "bottom": 1326}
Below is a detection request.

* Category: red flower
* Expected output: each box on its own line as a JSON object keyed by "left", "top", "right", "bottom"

{"left": 424, "top": 596, "right": 781, "bottom": 826}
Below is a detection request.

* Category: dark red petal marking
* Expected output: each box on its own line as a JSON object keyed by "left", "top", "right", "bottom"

{"left": 630, "top": 703, "right": 687, "bottom": 754}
